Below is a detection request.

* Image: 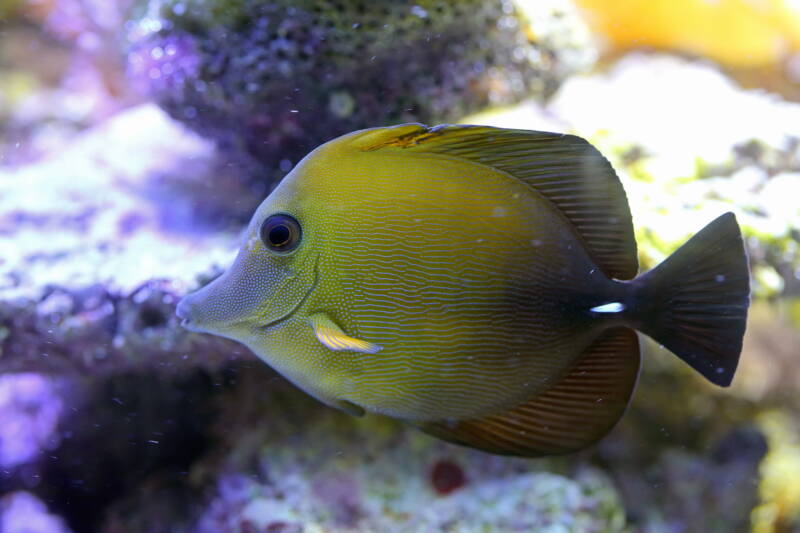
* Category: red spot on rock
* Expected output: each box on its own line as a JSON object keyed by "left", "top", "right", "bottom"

{"left": 430, "top": 459, "right": 466, "bottom": 495}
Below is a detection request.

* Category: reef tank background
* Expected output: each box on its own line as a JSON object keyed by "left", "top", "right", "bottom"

{"left": 0, "top": 0, "right": 799, "bottom": 531}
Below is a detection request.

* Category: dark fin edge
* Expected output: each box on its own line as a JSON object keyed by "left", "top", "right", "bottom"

{"left": 634, "top": 212, "right": 750, "bottom": 387}
{"left": 416, "top": 327, "right": 641, "bottom": 457}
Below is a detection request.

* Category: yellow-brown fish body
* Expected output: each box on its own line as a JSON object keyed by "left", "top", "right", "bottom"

{"left": 177, "top": 124, "right": 750, "bottom": 456}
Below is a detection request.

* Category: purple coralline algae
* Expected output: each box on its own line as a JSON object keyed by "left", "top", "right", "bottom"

{"left": 0, "top": 374, "right": 63, "bottom": 469}
{"left": 0, "top": 491, "right": 72, "bottom": 533}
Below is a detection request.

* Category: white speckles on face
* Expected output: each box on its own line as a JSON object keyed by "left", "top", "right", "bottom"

{"left": 245, "top": 232, "right": 260, "bottom": 251}
{"left": 180, "top": 251, "right": 294, "bottom": 333}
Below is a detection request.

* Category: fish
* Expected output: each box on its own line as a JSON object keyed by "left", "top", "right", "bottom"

{"left": 176, "top": 124, "right": 751, "bottom": 457}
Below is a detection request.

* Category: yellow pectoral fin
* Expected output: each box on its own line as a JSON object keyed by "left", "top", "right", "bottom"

{"left": 309, "top": 313, "right": 383, "bottom": 354}
{"left": 333, "top": 399, "right": 366, "bottom": 417}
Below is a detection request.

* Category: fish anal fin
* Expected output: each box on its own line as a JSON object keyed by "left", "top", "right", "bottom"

{"left": 353, "top": 123, "right": 638, "bottom": 280}
{"left": 417, "top": 327, "right": 641, "bottom": 457}
{"left": 309, "top": 313, "right": 383, "bottom": 354}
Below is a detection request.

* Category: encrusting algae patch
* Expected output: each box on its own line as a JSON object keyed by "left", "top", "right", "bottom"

{"left": 752, "top": 411, "right": 800, "bottom": 532}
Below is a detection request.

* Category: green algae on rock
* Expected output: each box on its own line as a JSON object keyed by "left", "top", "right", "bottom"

{"left": 186, "top": 370, "right": 628, "bottom": 533}
{"left": 126, "top": 0, "right": 595, "bottom": 186}
{"left": 0, "top": 0, "right": 22, "bottom": 18}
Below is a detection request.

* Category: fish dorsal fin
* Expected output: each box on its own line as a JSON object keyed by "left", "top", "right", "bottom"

{"left": 309, "top": 313, "right": 383, "bottom": 354}
{"left": 416, "top": 327, "right": 641, "bottom": 457}
{"left": 353, "top": 124, "right": 638, "bottom": 280}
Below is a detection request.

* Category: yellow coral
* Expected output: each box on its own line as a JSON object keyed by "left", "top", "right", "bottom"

{"left": 575, "top": 0, "right": 800, "bottom": 67}
{"left": 753, "top": 411, "right": 800, "bottom": 532}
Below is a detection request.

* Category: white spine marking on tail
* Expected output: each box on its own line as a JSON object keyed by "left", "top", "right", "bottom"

{"left": 590, "top": 302, "right": 626, "bottom": 313}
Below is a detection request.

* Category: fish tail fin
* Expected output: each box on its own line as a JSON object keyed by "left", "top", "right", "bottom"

{"left": 632, "top": 212, "right": 750, "bottom": 387}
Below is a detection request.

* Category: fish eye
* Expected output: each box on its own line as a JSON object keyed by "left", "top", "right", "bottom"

{"left": 260, "top": 214, "right": 302, "bottom": 253}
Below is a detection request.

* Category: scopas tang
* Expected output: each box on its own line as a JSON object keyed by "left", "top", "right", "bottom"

{"left": 176, "top": 124, "right": 750, "bottom": 456}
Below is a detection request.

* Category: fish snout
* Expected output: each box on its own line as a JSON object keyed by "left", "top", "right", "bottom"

{"left": 175, "top": 272, "right": 264, "bottom": 335}
{"left": 175, "top": 289, "right": 219, "bottom": 333}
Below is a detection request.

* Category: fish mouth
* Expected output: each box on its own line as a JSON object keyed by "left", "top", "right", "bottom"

{"left": 179, "top": 316, "right": 207, "bottom": 333}
{"left": 176, "top": 298, "right": 204, "bottom": 332}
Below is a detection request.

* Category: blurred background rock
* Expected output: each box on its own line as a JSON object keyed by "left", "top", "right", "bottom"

{"left": 124, "top": 0, "right": 596, "bottom": 190}
{"left": 1, "top": 1, "right": 799, "bottom": 532}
